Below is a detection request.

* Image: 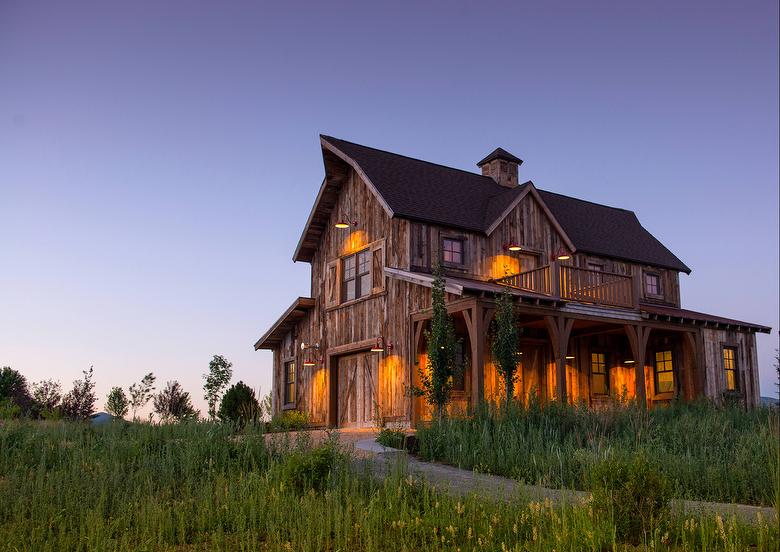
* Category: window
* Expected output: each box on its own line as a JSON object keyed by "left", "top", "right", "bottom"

{"left": 451, "top": 341, "right": 466, "bottom": 392}
{"left": 342, "top": 249, "right": 371, "bottom": 302}
{"left": 654, "top": 350, "right": 674, "bottom": 394}
{"left": 645, "top": 273, "right": 661, "bottom": 296}
{"left": 723, "top": 347, "right": 738, "bottom": 391}
{"left": 587, "top": 262, "right": 604, "bottom": 272}
{"left": 283, "top": 361, "right": 295, "bottom": 405}
{"left": 591, "top": 352, "right": 608, "bottom": 395}
{"left": 441, "top": 238, "right": 464, "bottom": 265}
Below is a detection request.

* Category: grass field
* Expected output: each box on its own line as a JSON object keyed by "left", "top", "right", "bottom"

{"left": 416, "top": 400, "right": 780, "bottom": 507}
{"left": 1, "top": 419, "right": 778, "bottom": 551}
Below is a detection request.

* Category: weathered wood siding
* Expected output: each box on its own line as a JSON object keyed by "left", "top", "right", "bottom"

{"left": 700, "top": 328, "right": 760, "bottom": 407}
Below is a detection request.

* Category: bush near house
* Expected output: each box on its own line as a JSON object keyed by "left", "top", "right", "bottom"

{"left": 416, "top": 399, "right": 779, "bottom": 506}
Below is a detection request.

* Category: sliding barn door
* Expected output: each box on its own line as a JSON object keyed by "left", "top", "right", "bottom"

{"left": 337, "top": 353, "right": 379, "bottom": 428}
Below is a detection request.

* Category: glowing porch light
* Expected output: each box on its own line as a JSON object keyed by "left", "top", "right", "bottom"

{"left": 505, "top": 242, "right": 522, "bottom": 252}
{"left": 624, "top": 359, "right": 636, "bottom": 364}
{"left": 565, "top": 355, "right": 575, "bottom": 360}
{"left": 556, "top": 247, "right": 571, "bottom": 261}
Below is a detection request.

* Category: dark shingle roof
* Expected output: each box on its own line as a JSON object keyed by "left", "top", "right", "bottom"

{"left": 477, "top": 147, "right": 523, "bottom": 166}
{"left": 537, "top": 191, "right": 690, "bottom": 273}
{"left": 317, "top": 136, "right": 690, "bottom": 273}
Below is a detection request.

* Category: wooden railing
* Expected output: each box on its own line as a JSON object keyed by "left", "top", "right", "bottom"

{"left": 495, "top": 263, "right": 637, "bottom": 309}
{"left": 558, "top": 265, "right": 634, "bottom": 308}
{"left": 494, "top": 265, "right": 552, "bottom": 295}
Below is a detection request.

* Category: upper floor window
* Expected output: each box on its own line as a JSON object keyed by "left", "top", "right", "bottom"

{"left": 587, "top": 262, "right": 604, "bottom": 272}
{"left": 441, "top": 237, "right": 464, "bottom": 265}
{"left": 722, "top": 346, "right": 738, "bottom": 391}
{"left": 284, "top": 361, "right": 296, "bottom": 405}
{"left": 590, "top": 352, "right": 608, "bottom": 395}
{"left": 654, "top": 350, "right": 674, "bottom": 394}
{"left": 645, "top": 273, "right": 661, "bottom": 297}
{"left": 343, "top": 249, "right": 371, "bottom": 301}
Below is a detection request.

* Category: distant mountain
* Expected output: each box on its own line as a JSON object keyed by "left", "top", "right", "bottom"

{"left": 759, "top": 396, "right": 779, "bottom": 407}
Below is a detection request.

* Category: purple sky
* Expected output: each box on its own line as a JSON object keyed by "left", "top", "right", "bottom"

{"left": 1, "top": 1, "right": 778, "bottom": 415}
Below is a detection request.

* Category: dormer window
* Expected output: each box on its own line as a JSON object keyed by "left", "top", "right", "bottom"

{"left": 644, "top": 272, "right": 662, "bottom": 297}
{"left": 441, "top": 237, "right": 465, "bottom": 266}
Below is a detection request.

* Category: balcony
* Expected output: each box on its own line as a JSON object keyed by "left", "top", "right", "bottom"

{"left": 494, "top": 262, "right": 638, "bottom": 309}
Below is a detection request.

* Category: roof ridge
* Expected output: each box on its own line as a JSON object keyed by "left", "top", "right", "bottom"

{"left": 537, "top": 188, "right": 635, "bottom": 214}
{"left": 320, "top": 134, "right": 504, "bottom": 189}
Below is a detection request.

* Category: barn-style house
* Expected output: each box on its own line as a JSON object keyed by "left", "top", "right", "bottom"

{"left": 255, "top": 136, "right": 771, "bottom": 427}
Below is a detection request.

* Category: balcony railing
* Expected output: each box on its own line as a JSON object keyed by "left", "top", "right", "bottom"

{"left": 494, "top": 262, "right": 637, "bottom": 309}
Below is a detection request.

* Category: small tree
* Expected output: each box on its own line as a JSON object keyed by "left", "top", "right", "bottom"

{"left": 31, "top": 379, "right": 62, "bottom": 418}
{"left": 105, "top": 386, "right": 129, "bottom": 418}
{"left": 203, "top": 355, "right": 233, "bottom": 420}
{"left": 218, "top": 381, "right": 260, "bottom": 426}
{"left": 154, "top": 381, "right": 198, "bottom": 423}
{"left": 61, "top": 366, "right": 97, "bottom": 420}
{"left": 416, "top": 264, "right": 460, "bottom": 421}
{"left": 128, "top": 373, "right": 156, "bottom": 421}
{"left": 491, "top": 287, "right": 522, "bottom": 406}
{"left": 0, "top": 366, "right": 32, "bottom": 414}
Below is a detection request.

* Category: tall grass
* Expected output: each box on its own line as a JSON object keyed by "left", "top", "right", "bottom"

{"left": 0, "top": 420, "right": 777, "bottom": 551}
{"left": 416, "top": 399, "right": 780, "bottom": 506}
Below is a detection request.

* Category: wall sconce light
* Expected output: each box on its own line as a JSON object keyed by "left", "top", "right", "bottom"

{"left": 555, "top": 247, "right": 571, "bottom": 261}
{"left": 565, "top": 355, "right": 575, "bottom": 360}
{"left": 370, "top": 337, "right": 392, "bottom": 353}
{"left": 624, "top": 359, "right": 636, "bottom": 364}
{"left": 300, "top": 342, "right": 320, "bottom": 366}
{"left": 504, "top": 242, "right": 523, "bottom": 252}
{"left": 334, "top": 211, "right": 358, "bottom": 229}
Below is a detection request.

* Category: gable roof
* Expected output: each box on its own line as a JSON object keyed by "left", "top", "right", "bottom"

{"left": 295, "top": 136, "right": 690, "bottom": 273}
{"left": 537, "top": 191, "right": 691, "bottom": 273}
{"left": 254, "top": 297, "right": 315, "bottom": 350}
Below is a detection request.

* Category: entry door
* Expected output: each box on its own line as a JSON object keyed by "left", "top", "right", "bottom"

{"left": 337, "top": 352, "right": 379, "bottom": 428}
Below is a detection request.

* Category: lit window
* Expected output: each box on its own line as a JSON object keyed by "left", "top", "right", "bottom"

{"left": 591, "top": 352, "right": 608, "bottom": 395}
{"left": 645, "top": 273, "right": 661, "bottom": 296}
{"left": 342, "top": 250, "right": 371, "bottom": 301}
{"left": 442, "top": 238, "right": 464, "bottom": 265}
{"left": 654, "top": 350, "right": 674, "bottom": 394}
{"left": 723, "top": 347, "right": 738, "bottom": 391}
{"left": 284, "top": 361, "right": 295, "bottom": 405}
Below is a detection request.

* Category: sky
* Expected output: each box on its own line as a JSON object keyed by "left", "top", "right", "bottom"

{"left": 1, "top": 1, "right": 778, "bottom": 416}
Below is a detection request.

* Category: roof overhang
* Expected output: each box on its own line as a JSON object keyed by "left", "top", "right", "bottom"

{"left": 254, "top": 297, "right": 315, "bottom": 350}
{"left": 293, "top": 137, "right": 394, "bottom": 263}
{"left": 640, "top": 304, "right": 771, "bottom": 333}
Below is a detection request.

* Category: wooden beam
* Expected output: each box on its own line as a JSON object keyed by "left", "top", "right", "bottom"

{"left": 624, "top": 324, "right": 651, "bottom": 407}
{"left": 545, "top": 315, "right": 573, "bottom": 403}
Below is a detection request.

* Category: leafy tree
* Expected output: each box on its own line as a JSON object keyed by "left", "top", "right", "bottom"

{"left": 153, "top": 381, "right": 198, "bottom": 423}
{"left": 31, "top": 379, "right": 62, "bottom": 418}
{"left": 105, "top": 386, "right": 129, "bottom": 418}
{"left": 128, "top": 372, "right": 156, "bottom": 421}
{"left": 416, "top": 264, "right": 460, "bottom": 421}
{"left": 491, "top": 287, "right": 522, "bottom": 406}
{"left": 203, "top": 355, "right": 233, "bottom": 420}
{"left": 61, "top": 366, "right": 97, "bottom": 420}
{"left": 0, "top": 366, "right": 32, "bottom": 414}
{"left": 218, "top": 381, "right": 260, "bottom": 426}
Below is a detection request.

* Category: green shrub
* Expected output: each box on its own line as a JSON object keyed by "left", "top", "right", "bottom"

{"left": 279, "top": 442, "right": 338, "bottom": 493}
{"left": 589, "top": 452, "right": 672, "bottom": 543}
{"left": 218, "top": 381, "right": 260, "bottom": 426}
{"left": 376, "top": 428, "right": 406, "bottom": 449}
{"left": 268, "top": 409, "right": 308, "bottom": 432}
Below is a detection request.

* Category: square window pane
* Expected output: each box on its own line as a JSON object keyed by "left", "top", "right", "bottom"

{"left": 657, "top": 371, "right": 674, "bottom": 393}
{"left": 345, "top": 280, "right": 356, "bottom": 301}
{"left": 359, "top": 274, "right": 371, "bottom": 297}
{"left": 726, "top": 370, "right": 736, "bottom": 391}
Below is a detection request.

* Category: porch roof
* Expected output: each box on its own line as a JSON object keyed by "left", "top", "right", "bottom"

{"left": 640, "top": 304, "right": 771, "bottom": 333}
{"left": 254, "top": 297, "right": 315, "bottom": 350}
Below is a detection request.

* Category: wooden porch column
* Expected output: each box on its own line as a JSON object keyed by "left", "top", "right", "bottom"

{"left": 624, "top": 324, "right": 651, "bottom": 406}
{"left": 545, "top": 315, "right": 574, "bottom": 402}
{"left": 463, "top": 303, "right": 482, "bottom": 411}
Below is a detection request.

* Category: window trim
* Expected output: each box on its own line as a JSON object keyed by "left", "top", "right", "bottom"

{"left": 283, "top": 360, "right": 296, "bottom": 408}
{"left": 643, "top": 271, "right": 663, "bottom": 298}
{"left": 653, "top": 349, "right": 675, "bottom": 395}
{"left": 440, "top": 235, "right": 466, "bottom": 268}
{"left": 590, "top": 351, "right": 609, "bottom": 396}
{"left": 341, "top": 248, "right": 371, "bottom": 303}
{"left": 722, "top": 345, "right": 739, "bottom": 393}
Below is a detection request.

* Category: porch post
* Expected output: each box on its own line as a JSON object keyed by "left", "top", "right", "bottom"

{"left": 464, "top": 301, "right": 485, "bottom": 412}
{"left": 625, "top": 324, "right": 651, "bottom": 407}
{"left": 545, "top": 315, "right": 574, "bottom": 403}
